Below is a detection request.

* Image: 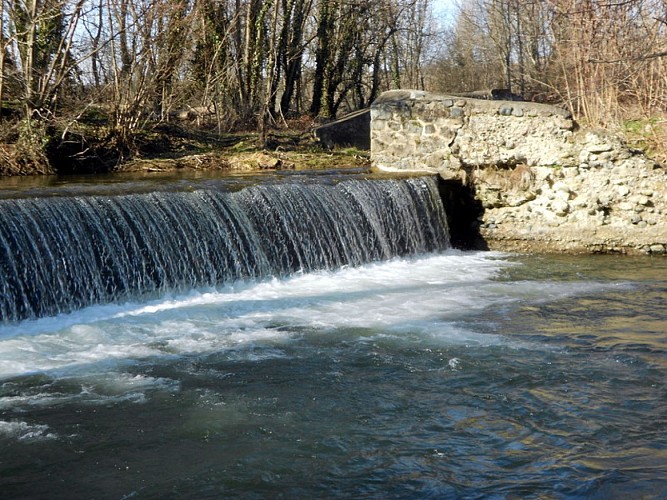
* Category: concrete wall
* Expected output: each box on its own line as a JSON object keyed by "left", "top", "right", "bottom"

{"left": 314, "top": 109, "right": 370, "bottom": 150}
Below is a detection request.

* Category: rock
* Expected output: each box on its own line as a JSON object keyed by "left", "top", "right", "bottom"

{"left": 507, "top": 191, "right": 537, "bottom": 207}
{"left": 581, "top": 130, "right": 618, "bottom": 153}
{"left": 617, "top": 185, "right": 630, "bottom": 197}
{"left": 450, "top": 107, "right": 465, "bottom": 118}
{"left": 553, "top": 181, "right": 571, "bottom": 194}
{"left": 551, "top": 199, "right": 570, "bottom": 216}
{"left": 499, "top": 106, "right": 513, "bottom": 116}
{"left": 631, "top": 195, "right": 650, "bottom": 206}
{"left": 629, "top": 213, "right": 642, "bottom": 224}
{"left": 617, "top": 202, "right": 635, "bottom": 211}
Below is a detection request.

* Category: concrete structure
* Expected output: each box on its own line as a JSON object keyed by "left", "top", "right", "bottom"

{"left": 314, "top": 109, "right": 370, "bottom": 150}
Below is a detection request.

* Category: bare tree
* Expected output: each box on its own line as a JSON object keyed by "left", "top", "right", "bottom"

{"left": 104, "top": 0, "right": 194, "bottom": 151}
{"left": 5, "top": 0, "right": 88, "bottom": 117}
{"left": 0, "top": 0, "right": 450, "bottom": 171}
{"left": 426, "top": 0, "right": 667, "bottom": 159}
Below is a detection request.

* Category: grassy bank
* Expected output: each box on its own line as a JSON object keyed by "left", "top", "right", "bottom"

{"left": 0, "top": 117, "right": 370, "bottom": 177}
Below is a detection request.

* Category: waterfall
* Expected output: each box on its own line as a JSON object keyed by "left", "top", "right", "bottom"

{"left": 0, "top": 177, "right": 450, "bottom": 323}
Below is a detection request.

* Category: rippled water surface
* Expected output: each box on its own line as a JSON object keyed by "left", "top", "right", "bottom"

{"left": 1, "top": 252, "right": 666, "bottom": 498}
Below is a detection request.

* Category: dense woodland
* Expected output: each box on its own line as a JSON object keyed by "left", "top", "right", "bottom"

{"left": 0, "top": 0, "right": 666, "bottom": 173}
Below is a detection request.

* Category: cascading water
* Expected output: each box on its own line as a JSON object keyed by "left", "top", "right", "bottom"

{"left": 0, "top": 176, "right": 450, "bottom": 323}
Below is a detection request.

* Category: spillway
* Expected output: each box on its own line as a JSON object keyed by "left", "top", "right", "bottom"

{"left": 0, "top": 176, "right": 449, "bottom": 322}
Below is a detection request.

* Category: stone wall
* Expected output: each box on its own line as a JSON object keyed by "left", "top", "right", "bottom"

{"left": 371, "top": 89, "right": 578, "bottom": 177}
{"left": 371, "top": 89, "right": 667, "bottom": 255}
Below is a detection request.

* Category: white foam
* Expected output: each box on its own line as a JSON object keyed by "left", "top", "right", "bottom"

{"left": 0, "top": 372, "right": 180, "bottom": 411}
{"left": 0, "top": 420, "right": 57, "bottom": 442}
{"left": 0, "top": 251, "right": 612, "bottom": 383}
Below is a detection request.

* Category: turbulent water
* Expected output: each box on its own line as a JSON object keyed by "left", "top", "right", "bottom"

{"left": 0, "top": 176, "right": 449, "bottom": 322}
{"left": 0, "top": 174, "right": 665, "bottom": 499}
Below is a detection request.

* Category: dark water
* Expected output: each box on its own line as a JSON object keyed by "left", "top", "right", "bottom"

{"left": 1, "top": 252, "right": 665, "bottom": 499}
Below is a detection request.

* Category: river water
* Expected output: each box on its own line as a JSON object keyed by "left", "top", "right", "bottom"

{"left": 0, "top": 172, "right": 665, "bottom": 498}
{"left": 1, "top": 251, "right": 665, "bottom": 498}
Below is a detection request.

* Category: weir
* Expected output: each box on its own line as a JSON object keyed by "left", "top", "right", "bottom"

{"left": 0, "top": 176, "right": 450, "bottom": 323}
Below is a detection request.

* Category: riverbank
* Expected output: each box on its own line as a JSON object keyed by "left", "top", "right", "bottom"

{"left": 0, "top": 120, "right": 370, "bottom": 176}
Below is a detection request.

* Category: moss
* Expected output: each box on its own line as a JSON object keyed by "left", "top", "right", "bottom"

{"left": 621, "top": 117, "right": 664, "bottom": 161}
{"left": 623, "top": 119, "right": 644, "bottom": 135}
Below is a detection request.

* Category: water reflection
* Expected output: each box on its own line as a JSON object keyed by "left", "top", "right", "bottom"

{"left": 0, "top": 167, "right": 375, "bottom": 199}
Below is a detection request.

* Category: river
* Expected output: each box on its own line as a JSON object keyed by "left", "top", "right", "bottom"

{"left": 0, "top": 173, "right": 665, "bottom": 498}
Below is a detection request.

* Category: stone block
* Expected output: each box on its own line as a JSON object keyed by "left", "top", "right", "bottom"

{"left": 450, "top": 107, "right": 465, "bottom": 118}
{"left": 406, "top": 120, "right": 423, "bottom": 134}
{"left": 371, "top": 107, "right": 392, "bottom": 121}
{"left": 499, "top": 106, "right": 513, "bottom": 116}
{"left": 387, "top": 121, "right": 402, "bottom": 131}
